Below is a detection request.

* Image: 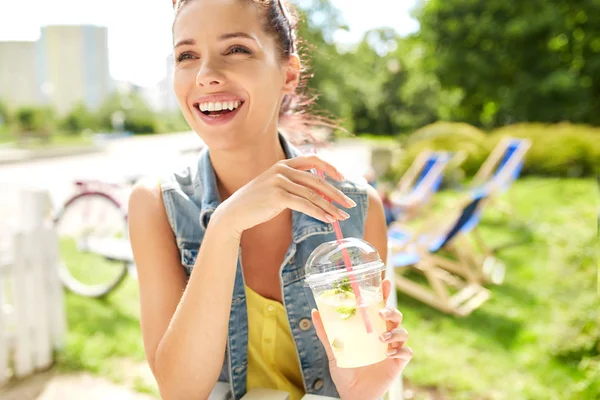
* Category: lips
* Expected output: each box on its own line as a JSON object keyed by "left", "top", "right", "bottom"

{"left": 191, "top": 99, "right": 245, "bottom": 126}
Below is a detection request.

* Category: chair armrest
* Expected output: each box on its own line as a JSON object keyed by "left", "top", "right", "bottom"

{"left": 208, "top": 382, "right": 233, "bottom": 400}
{"left": 241, "top": 388, "right": 290, "bottom": 400}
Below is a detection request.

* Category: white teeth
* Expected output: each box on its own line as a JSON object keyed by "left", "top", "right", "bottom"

{"left": 198, "top": 100, "right": 241, "bottom": 112}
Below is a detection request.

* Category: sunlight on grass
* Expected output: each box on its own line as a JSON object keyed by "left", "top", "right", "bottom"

{"left": 400, "top": 178, "right": 597, "bottom": 400}
{"left": 59, "top": 238, "right": 126, "bottom": 286}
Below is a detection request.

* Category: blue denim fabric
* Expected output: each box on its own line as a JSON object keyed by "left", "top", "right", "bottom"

{"left": 160, "top": 134, "right": 369, "bottom": 399}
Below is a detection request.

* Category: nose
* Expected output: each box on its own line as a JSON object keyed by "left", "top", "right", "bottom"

{"left": 195, "top": 60, "right": 225, "bottom": 88}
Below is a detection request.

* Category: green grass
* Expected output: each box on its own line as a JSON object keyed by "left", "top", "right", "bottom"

{"left": 356, "top": 133, "right": 400, "bottom": 147}
{"left": 399, "top": 177, "right": 598, "bottom": 400}
{"left": 52, "top": 177, "right": 598, "bottom": 399}
{"left": 0, "top": 131, "right": 93, "bottom": 148}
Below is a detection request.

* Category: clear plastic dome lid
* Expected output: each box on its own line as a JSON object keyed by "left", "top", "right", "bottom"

{"left": 304, "top": 238, "right": 385, "bottom": 287}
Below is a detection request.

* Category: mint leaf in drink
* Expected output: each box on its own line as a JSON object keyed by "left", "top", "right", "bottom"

{"left": 331, "top": 338, "right": 344, "bottom": 350}
{"left": 335, "top": 306, "right": 356, "bottom": 320}
{"left": 335, "top": 278, "right": 353, "bottom": 294}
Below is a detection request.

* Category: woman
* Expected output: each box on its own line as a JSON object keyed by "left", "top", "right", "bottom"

{"left": 128, "top": 0, "right": 412, "bottom": 399}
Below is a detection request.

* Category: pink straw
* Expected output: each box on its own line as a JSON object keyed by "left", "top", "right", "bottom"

{"left": 315, "top": 168, "right": 373, "bottom": 334}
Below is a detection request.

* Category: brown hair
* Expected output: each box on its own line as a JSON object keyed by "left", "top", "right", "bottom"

{"left": 172, "top": 0, "right": 336, "bottom": 144}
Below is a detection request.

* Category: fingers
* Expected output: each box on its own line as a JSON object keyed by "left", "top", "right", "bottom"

{"left": 277, "top": 163, "right": 355, "bottom": 209}
{"left": 284, "top": 155, "right": 345, "bottom": 181}
{"left": 278, "top": 191, "right": 338, "bottom": 223}
{"left": 281, "top": 179, "right": 351, "bottom": 222}
{"left": 381, "top": 279, "right": 391, "bottom": 303}
{"left": 311, "top": 309, "right": 336, "bottom": 364}
{"left": 379, "top": 307, "right": 403, "bottom": 326}
{"left": 386, "top": 346, "right": 413, "bottom": 361}
{"left": 379, "top": 327, "right": 408, "bottom": 344}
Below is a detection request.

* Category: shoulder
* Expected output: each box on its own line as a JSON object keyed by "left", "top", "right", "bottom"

{"left": 128, "top": 177, "right": 168, "bottom": 224}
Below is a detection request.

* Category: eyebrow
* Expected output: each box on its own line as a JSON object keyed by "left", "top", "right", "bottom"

{"left": 174, "top": 38, "right": 196, "bottom": 48}
{"left": 174, "top": 32, "right": 256, "bottom": 49}
{"left": 218, "top": 32, "right": 256, "bottom": 41}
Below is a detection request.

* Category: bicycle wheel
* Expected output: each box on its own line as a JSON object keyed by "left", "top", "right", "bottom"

{"left": 54, "top": 191, "right": 130, "bottom": 298}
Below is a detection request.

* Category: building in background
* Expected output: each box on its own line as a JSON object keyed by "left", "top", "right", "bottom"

{"left": 157, "top": 54, "right": 179, "bottom": 111}
{"left": 37, "top": 25, "right": 111, "bottom": 114}
{"left": 0, "top": 41, "right": 38, "bottom": 106}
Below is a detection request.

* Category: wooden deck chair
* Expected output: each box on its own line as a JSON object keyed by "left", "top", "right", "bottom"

{"left": 389, "top": 150, "right": 456, "bottom": 222}
{"left": 466, "top": 137, "right": 531, "bottom": 283}
{"left": 387, "top": 190, "right": 491, "bottom": 316}
{"left": 470, "top": 137, "right": 531, "bottom": 200}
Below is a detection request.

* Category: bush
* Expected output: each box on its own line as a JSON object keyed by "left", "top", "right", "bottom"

{"left": 389, "top": 122, "right": 600, "bottom": 184}
{"left": 490, "top": 123, "right": 600, "bottom": 177}
{"left": 61, "top": 102, "right": 99, "bottom": 134}
{"left": 389, "top": 122, "right": 491, "bottom": 186}
{"left": 15, "top": 106, "right": 56, "bottom": 141}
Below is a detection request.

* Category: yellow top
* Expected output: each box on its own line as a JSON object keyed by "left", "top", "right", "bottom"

{"left": 245, "top": 285, "right": 305, "bottom": 400}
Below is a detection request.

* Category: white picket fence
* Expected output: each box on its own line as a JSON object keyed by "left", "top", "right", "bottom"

{"left": 0, "top": 188, "right": 66, "bottom": 386}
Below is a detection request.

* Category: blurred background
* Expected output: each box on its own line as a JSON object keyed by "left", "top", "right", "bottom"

{"left": 0, "top": 0, "right": 598, "bottom": 399}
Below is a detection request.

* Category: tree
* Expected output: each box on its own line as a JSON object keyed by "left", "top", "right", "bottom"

{"left": 97, "top": 91, "right": 158, "bottom": 134}
{"left": 61, "top": 102, "right": 98, "bottom": 134}
{"left": 15, "top": 106, "right": 56, "bottom": 142}
{"left": 416, "top": 0, "right": 600, "bottom": 127}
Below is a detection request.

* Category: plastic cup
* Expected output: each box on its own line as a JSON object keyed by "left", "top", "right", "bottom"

{"left": 305, "top": 238, "right": 388, "bottom": 368}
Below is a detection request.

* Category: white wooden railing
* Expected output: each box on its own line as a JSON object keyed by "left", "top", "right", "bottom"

{"left": 0, "top": 188, "right": 66, "bottom": 386}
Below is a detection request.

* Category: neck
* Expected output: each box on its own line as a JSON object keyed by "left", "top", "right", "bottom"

{"left": 210, "top": 133, "right": 287, "bottom": 200}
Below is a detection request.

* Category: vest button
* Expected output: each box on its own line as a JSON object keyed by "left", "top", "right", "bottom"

{"left": 299, "top": 318, "right": 312, "bottom": 331}
{"left": 313, "top": 379, "right": 324, "bottom": 391}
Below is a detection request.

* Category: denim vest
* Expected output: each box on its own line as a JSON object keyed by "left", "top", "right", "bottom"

{"left": 160, "top": 135, "right": 369, "bottom": 399}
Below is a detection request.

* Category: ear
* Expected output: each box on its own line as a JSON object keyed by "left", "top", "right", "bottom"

{"left": 281, "top": 54, "right": 301, "bottom": 95}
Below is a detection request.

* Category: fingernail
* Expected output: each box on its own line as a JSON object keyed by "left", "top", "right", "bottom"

{"left": 386, "top": 348, "right": 398, "bottom": 356}
{"left": 380, "top": 331, "right": 392, "bottom": 342}
{"left": 337, "top": 172, "right": 345, "bottom": 180}
{"left": 345, "top": 197, "right": 357, "bottom": 208}
{"left": 326, "top": 214, "right": 336, "bottom": 223}
{"left": 379, "top": 309, "right": 391, "bottom": 318}
{"left": 338, "top": 210, "right": 350, "bottom": 220}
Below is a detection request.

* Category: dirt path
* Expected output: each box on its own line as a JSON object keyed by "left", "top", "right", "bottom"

{"left": 0, "top": 370, "right": 158, "bottom": 400}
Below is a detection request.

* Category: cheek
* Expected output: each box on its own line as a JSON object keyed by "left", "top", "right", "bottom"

{"left": 244, "top": 64, "right": 285, "bottom": 108}
{"left": 173, "top": 69, "right": 192, "bottom": 102}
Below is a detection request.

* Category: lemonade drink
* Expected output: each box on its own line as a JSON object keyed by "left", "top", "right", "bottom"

{"left": 316, "top": 283, "right": 387, "bottom": 368}
{"left": 305, "top": 238, "right": 389, "bottom": 368}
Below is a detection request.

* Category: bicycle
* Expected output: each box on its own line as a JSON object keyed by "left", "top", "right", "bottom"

{"left": 53, "top": 175, "right": 140, "bottom": 298}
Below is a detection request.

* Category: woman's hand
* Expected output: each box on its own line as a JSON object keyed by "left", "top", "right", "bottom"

{"left": 311, "top": 279, "right": 412, "bottom": 400}
{"left": 214, "top": 155, "right": 356, "bottom": 235}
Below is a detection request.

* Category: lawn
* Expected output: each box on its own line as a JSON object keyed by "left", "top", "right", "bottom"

{"left": 53, "top": 177, "right": 599, "bottom": 399}
{"left": 0, "top": 131, "right": 94, "bottom": 148}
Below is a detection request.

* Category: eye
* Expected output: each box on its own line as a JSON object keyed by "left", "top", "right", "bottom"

{"left": 176, "top": 52, "right": 196, "bottom": 62}
{"left": 226, "top": 46, "right": 251, "bottom": 55}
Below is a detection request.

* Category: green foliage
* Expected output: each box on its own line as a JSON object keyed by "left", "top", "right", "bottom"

{"left": 155, "top": 110, "right": 190, "bottom": 133}
{"left": 490, "top": 123, "right": 600, "bottom": 177}
{"left": 15, "top": 106, "right": 56, "bottom": 137}
{"left": 60, "top": 102, "right": 99, "bottom": 134}
{"left": 416, "top": 0, "right": 600, "bottom": 127}
{"left": 97, "top": 92, "right": 158, "bottom": 134}
{"left": 391, "top": 122, "right": 600, "bottom": 183}
{"left": 391, "top": 122, "right": 490, "bottom": 182}
{"left": 0, "top": 99, "right": 12, "bottom": 126}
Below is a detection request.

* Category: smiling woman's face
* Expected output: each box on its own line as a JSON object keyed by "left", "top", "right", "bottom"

{"left": 173, "top": 0, "right": 296, "bottom": 150}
